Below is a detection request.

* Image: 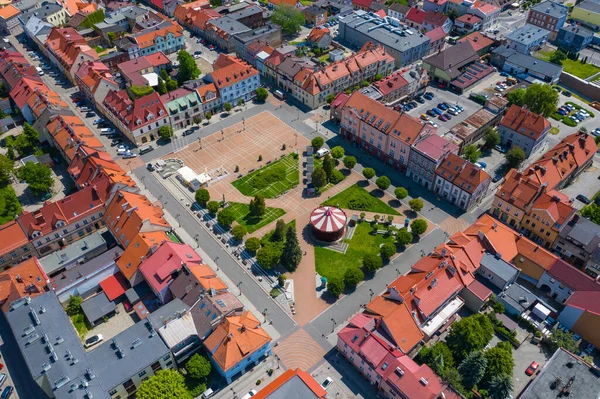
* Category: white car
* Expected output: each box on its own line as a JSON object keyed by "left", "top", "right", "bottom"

{"left": 122, "top": 151, "right": 137, "bottom": 159}
{"left": 240, "top": 390, "right": 257, "bottom": 399}
{"left": 100, "top": 128, "right": 115, "bottom": 135}
{"left": 321, "top": 377, "right": 333, "bottom": 390}
{"left": 193, "top": 54, "right": 201, "bottom": 59}
{"left": 84, "top": 334, "right": 104, "bottom": 348}
{"left": 427, "top": 121, "right": 438, "bottom": 128}
{"left": 93, "top": 118, "right": 105, "bottom": 125}
{"left": 592, "top": 128, "right": 600, "bottom": 137}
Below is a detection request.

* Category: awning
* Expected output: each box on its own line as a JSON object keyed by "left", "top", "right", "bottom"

{"left": 100, "top": 273, "right": 128, "bottom": 301}
{"left": 421, "top": 296, "right": 464, "bottom": 338}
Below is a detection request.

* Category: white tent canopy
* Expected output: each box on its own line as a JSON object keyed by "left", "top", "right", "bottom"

{"left": 532, "top": 302, "right": 551, "bottom": 320}
{"left": 177, "top": 166, "right": 211, "bottom": 190}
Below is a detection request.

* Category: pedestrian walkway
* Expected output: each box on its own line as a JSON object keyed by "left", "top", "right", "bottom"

{"left": 273, "top": 328, "right": 326, "bottom": 371}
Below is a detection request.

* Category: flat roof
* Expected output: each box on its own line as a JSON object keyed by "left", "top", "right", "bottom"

{"left": 39, "top": 231, "right": 107, "bottom": 275}
{"left": 498, "top": 282, "right": 539, "bottom": 313}
{"left": 504, "top": 50, "right": 562, "bottom": 77}
{"left": 80, "top": 292, "right": 117, "bottom": 323}
{"left": 530, "top": 1, "right": 568, "bottom": 19}
{"left": 505, "top": 24, "right": 551, "bottom": 46}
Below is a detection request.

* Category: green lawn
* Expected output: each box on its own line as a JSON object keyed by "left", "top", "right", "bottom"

{"left": 322, "top": 183, "right": 401, "bottom": 215}
{"left": 0, "top": 185, "right": 22, "bottom": 224}
{"left": 549, "top": 127, "right": 560, "bottom": 135}
{"left": 167, "top": 231, "right": 181, "bottom": 243}
{"left": 537, "top": 51, "right": 600, "bottom": 79}
{"left": 315, "top": 222, "right": 396, "bottom": 280}
{"left": 232, "top": 154, "right": 299, "bottom": 198}
{"left": 228, "top": 202, "right": 285, "bottom": 233}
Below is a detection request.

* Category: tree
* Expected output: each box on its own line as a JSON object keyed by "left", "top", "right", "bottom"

{"left": 396, "top": 228, "right": 413, "bottom": 247}
{"left": 223, "top": 102, "right": 232, "bottom": 113}
{"left": 237, "top": 99, "right": 244, "bottom": 107}
{"left": 331, "top": 146, "right": 344, "bottom": 160}
{"left": 362, "top": 167, "right": 375, "bottom": 180}
{"left": 136, "top": 369, "right": 191, "bottom": 399}
{"left": 326, "top": 93, "right": 336, "bottom": 104}
{"left": 232, "top": 224, "right": 247, "bottom": 241}
{"left": 410, "top": 219, "right": 428, "bottom": 236}
{"left": 380, "top": 242, "right": 396, "bottom": 259}
{"left": 344, "top": 268, "right": 364, "bottom": 286}
{"left": 487, "top": 374, "right": 513, "bottom": 399}
{"left": 327, "top": 277, "right": 344, "bottom": 297}
{"left": 195, "top": 188, "right": 210, "bottom": 206}
{"left": 166, "top": 79, "right": 178, "bottom": 92}
{"left": 217, "top": 207, "right": 236, "bottom": 227}
{"left": 362, "top": 253, "right": 383, "bottom": 272}
{"left": 394, "top": 187, "right": 408, "bottom": 200}
{"left": 311, "top": 136, "right": 324, "bottom": 149}
{"left": 207, "top": 201, "right": 220, "bottom": 214}
{"left": 322, "top": 154, "right": 335, "bottom": 182}
{"left": 329, "top": 169, "right": 344, "bottom": 184}
{"left": 245, "top": 237, "right": 260, "bottom": 254}
{"left": 458, "top": 351, "right": 487, "bottom": 389}
{"left": 544, "top": 329, "right": 579, "bottom": 353}
{"left": 272, "top": 219, "right": 287, "bottom": 241}
{"left": 582, "top": 203, "right": 600, "bottom": 225}
{"left": 506, "top": 146, "right": 526, "bottom": 169}
{"left": 507, "top": 88, "right": 526, "bottom": 107}
{"left": 158, "top": 125, "right": 173, "bottom": 140}
{"left": 523, "top": 83, "right": 559, "bottom": 117}
{"left": 185, "top": 353, "right": 211, "bottom": 380}
{"left": 66, "top": 296, "right": 83, "bottom": 316}
{"left": 256, "top": 244, "right": 280, "bottom": 268}
{"left": 343, "top": 156, "right": 356, "bottom": 169}
{"left": 462, "top": 144, "right": 481, "bottom": 163}
{"left": 177, "top": 50, "right": 201, "bottom": 84}
{"left": 409, "top": 198, "right": 424, "bottom": 212}
{"left": 205, "top": 112, "right": 212, "bottom": 122}
{"left": 446, "top": 8, "right": 459, "bottom": 20}
{"left": 312, "top": 167, "right": 327, "bottom": 189}
{"left": 249, "top": 195, "right": 266, "bottom": 218}
{"left": 130, "top": 85, "right": 154, "bottom": 99}
{"left": 446, "top": 314, "right": 494, "bottom": 361}
{"left": 375, "top": 176, "right": 390, "bottom": 191}
{"left": 0, "top": 154, "right": 13, "bottom": 187}
{"left": 160, "top": 69, "right": 169, "bottom": 81}
{"left": 280, "top": 226, "right": 302, "bottom": 271}
{"left": 417, "top": 342, "right": 455, "bottom": 375}
{"left": 157, "top": 77, "right": 167, "bottom": 95}
{"left": 16, "top": 123, "right": 39, "bottom": 155}
{"left": 18, "top": 162, "right": 53, "bottom": 195}
{"left": 271, "top": 5, "right": 305, "bottom": 35}
{"left": 483, "top": 345, "right": 514, "bottom": 385}
{"left": 255, "top": 87, "right": 269, "bottom": 101}
{"left": 484, "top": 128, "right": 501, "bottom": 149}
{"left": 549, "top": 49, "right": 567, "bottom": 65}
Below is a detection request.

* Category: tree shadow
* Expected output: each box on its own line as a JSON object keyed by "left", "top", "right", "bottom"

{"left": 403, "top": 209, "right": 418, "bottom": 219}
{"left": 340, "top": 168, "right": 351, "bottom": 177}
{"left": 357, "top": 180, "right": 369, "bottom": 188}
{"left": 321, "top": 291, "right": 341, "bottom": 304}
{"left": 388, "top": 199, "right": 402, "bottom": 208}
{"left": 368, "top": 188, "right": 384, "bottom": 198}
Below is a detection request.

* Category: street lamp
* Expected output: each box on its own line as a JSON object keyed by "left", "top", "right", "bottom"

{"left": 331, "top": 318, "right": 336, "bottom": 332}
{"left": 369, "top": 288, "right": 374, "bottom": 301}
{"left": 395, "top": 268, "right": 400, "bottom": 276}
{"left": 215, "top": 256, "right": 219, "bottom": 271}
{"left": 237, "top": 281, "right": 242, "bottom": 296}
{"left": 263, "top": 308, "right": 268, "bottom": 323}
{"left": 194, "top": 234, "right": 199, "bottom": 248}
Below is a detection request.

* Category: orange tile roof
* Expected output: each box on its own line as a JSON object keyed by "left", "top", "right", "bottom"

{"left": 188, "top": 264, "right": 228, "bottom": 292}
{"left": 496, "top": 168, "right": 544, "bottom": 212}
{"left": 435, "top": 153, "right": 491, "bottom": 194}
{"left": 10, "top": 77, "right": 48, "bottom": 110}
{"left": 209, "top": 57, "right": 258, "bottom": 89}
{"left": 500, "top": 104, "right": 550, "bottom": 140}
{"left": 366, "top": 296, "right": 424, "bottom": 353}
{"left": 133, "top": 23, "right": 183, "bottom": 49}
{"left": 75, "top": 61, "right": 118, "bottom": 97}
{"left": 46, "top": 114, "right": 103, "bottom": 161}
{"left": 253, "top": 369, "right": 327, "bottom": 399}
{"left": 307, "top": 26, "right": 330, "bottom": 43}
{"left": 268, "top": 0, "right": 300, "bottom": 6}
{"left": 0, "top": 258, "right": 49, "bottom": 312}
{"left": 103, "top": 90, "right": 169, "bottom": 131}
{"left": 514, "top": 238, "right": 556, "bottom": 270}
{"left": 0, "top": 220, "right": 29, "bottom": 258}
{"left": 46, "top": 28, "right": 99, "bottom": 71}
{"left": 459, "top": 32, "right": 494, "bottom": 52}
{"left": 204, "top": 311, "right": 271, "bottom": 371}
{"left": 116, "top": 231, "right": 169, "bottom": 280}
{"left": 0, "top": 5, "right": 20, "bottom": 20}
{"left": 528, "top": 190, "right": 575, "bottom": 230}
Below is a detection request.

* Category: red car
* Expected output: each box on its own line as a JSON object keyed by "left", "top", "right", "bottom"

{"left": 525, "top": 361, "right": 539, "bottom": 376}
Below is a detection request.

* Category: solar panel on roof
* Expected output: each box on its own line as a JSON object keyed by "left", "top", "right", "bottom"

{"left": 216, "top": 299, "right": 226, "bottom": 307}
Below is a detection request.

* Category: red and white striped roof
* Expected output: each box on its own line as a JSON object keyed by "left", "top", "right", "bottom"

{"left": 310, "top": 206, "right": 347, "bottom": 233}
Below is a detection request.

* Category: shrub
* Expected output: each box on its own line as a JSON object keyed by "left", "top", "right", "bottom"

{"left": 380, "top": 242, "right": 396, "bottom": 259}
{"left": 311, "top": 136, "right": 324, "bottom": 149}
{"left": 375, "top": 176, "right": 391, "bottom": 191}
{"left": 231, "top": 224, "right": 247, "bottom": 241}
{"left": 245, "top": 237, "right": 260, "bottom": 254}
{"left": 493, "top": 301, "right": 505, "bottom": 314}
{"left": 344, "top": 268, "right": 364, "bottom": 286}
{"left": 343, "top": 156, "right": 356, "bottom": 169}
{"left": 331, "top": 146, "right": 344, "bottom": 159}
{"left": 362, "top": 167, "right": 375, "bottom": 180}
{"left": 410, "top": 219, "right": 428, "bottom": 236}
{"left": 347, "top": 196, "right": 370, "bottom": 211}
{"left": 278, "top": 274, "right": 287, "bottom": 286}
{"left": 562, "top": 116, "right": 577, "bottom": 127}
{"left": 363, "top": 253, "right": 383, "bottom": 272}
{"left": 185, "top": 353, "right": 211, "bottom": 380}
{"left": 67, "top": 296, "right": 83, "bottom": 316}
{"left": 327, "top": 277, "right": 344, "bottom": 297}
{"left": 409, "top": 198, "right": 424, "bottom": 212}
{"left": 329, "top": 169, "right": 345, "bottom": 184}
{"left": 206, "top": 201, "right": 220, "bottom": 214}
{"left": 130, "top": 85, "right": 154, "bottom": 98}
{"left": 394, "top": 187, "right": 408, "bottom": 200}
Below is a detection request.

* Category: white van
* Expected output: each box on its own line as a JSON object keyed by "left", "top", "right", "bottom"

{"left": 315, "top": 148, "right": 330, "bottom": 158}
{"left": 35, "top": 66, "right": 44, "bottom": 76}
{"left": 201, "top": 388, "right": 214, "bottom": 398}
{"left": 139, "top": 145, "right": 153, "bottom": 155}
{"left": 274, "top": 90, "right": 285, "bottom": 100}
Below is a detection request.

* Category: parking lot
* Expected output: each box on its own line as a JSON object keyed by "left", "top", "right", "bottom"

{"left": 512, "top": 338, "right": 549, "bottom": 395}
{"left": 402, "top": 89, "right": 482, "bottom": 130}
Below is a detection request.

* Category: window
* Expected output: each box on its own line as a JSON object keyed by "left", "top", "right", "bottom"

{"left": 123, "top": 379, "right": 136, "bottom": 395}
{"left": 138, "top": 370, "right": 147, "bottom": 378}
{"left": 109, "top": 389, "right": 117, "bottom": 396}
{"left": 151, "top": 361, "right": 161, "bottom": 372}
{"left": 163, "top": 354, "right": 171, "bottom": 361}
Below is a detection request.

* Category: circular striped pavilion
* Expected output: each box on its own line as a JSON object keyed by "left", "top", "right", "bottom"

{"left": 310, "top": 206, "right": 347, "bottom": 242}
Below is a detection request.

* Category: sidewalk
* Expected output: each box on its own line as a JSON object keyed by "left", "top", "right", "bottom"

{"left": 129, "top": 172, "right": 282, "bottom": 342}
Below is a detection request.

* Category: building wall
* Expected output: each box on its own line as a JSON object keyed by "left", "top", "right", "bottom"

{"left": 337, "top": 337, "right": 380, "bottom": 386}
{"left": 527, "top": 11, "right": 559, "bottom": 31}
{"left": 557, "top": 305, "right": 584, "bottom": 330}
{"left": 212, "top": 342, "right": 271, "bottom": 384}
{"left": 536, "top": 271, "right": 573, "bottom": 303}
{"left": 572, "top": 310, "right": 600, "bottom": 349}
{"left": 217, "top": 74, "right": 260, "bottom": 104}
{"left": 0, "top": 242, "right": 37, "bottom": 271}
{"left": 520, "top": 210, "right": 560, "bottom": 248}
{"left": 503, "top": 59, "right": 560, "bottom": 83}
{"left": 433, "top": 177, "right": 474, "bottom": 210}
{"left": 406, "top": 150, "right": 439, "bottom": 190}
{"left": 498, "top": 125, "right": 548, "bottom": 156}
{"left": 461, "top": 286, "right": 487, "bottom": 313}
{"left": 506, "top": 33, "right": 548, "bottom": 54}
{"left": 513, "top": 255, "right": 546, "bottom": 283}
{"left": 107, "top": 352, "right": 175, "bottom": 399}
{"left": 555, "top": 28, "right": 593, "bottom": 51}
{"left": 478, "top": 263, "right": 516, "bottom": 290}
{"left": 571, "top": 6, "right": 600, "bottom": 29}
{"left": 492, "top": 196, "right": 525, "bottom": 228}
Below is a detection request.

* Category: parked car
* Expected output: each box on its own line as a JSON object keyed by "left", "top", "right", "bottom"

{"left": 100, "top": 128, "right": 115, "bottom": 135}
{"left": 110, "top": 139, "right": 122, "bottom": 147}
{"left": 447, "top": 108, "right": 458, "bottom": 116}
{"left": 593, "top": 128, "right": 600, "bottom": 137}
{"left": 80, "top": 106, "right": 92, "bottom": 112}
{"left": 525, "top": 361, "right": 539, "bottom": 376}
{"left": 577, "top": 194, "right": 591, "bottom": 204}
{"left": 475, "top": 161, "right": 487, "bottom": 168}
{"left": 432, "top": 108, "right": 442, "bottom": 115}
{"left": 492, "top": 175, "right": 503, "bottom": 183}
{"left": 415, "top": 97, "right": 425, "bottom": 104}
{"left": 438, "top": 103, "right": 448, "bottom": 110}
{"left": 193, "top": 54, "right": 202, "bottom": 59}
{"left": 0, "top": 374, "right": 5, "bottom": 388}
{"left": 427, "top": 109, "right": 437, "bottom": 117}
{"left": 182, "top": 129, "right": 194, "bottom": 136}
{"left": 444, "top": 113, "right": 452, "bottom": 120}
{"left": 420, "top": 114, "right": 430, "bottom": 121}
{"left": 84, "top": 334, "right": 104, "bottom": 348}
{"left": 438, "top": 114, "right": 448, "bottom": 121}
{"left": 427, "top": 121, "right": 438, "bottom": 128}
{"left": 321, "top": 377, "right": 333, "bottom": 390}
{"left": 122, "top": 152, "right": 137, "bottom": 159}
{"left": 93, "top": 118, "right": 104, "bottom": 125}
{"left": 147, "top": 163, "right": 155, "bottom": 171}
{"left": 85, "top": 112, "right": 95, "bottom": 118}
{"left": 0, "top": 386, "right": 12, "bottom": 399}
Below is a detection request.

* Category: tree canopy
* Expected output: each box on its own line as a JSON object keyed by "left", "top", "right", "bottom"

{"left": 322, "top": 154, "right": 335, "bottom": 182}
{"left": 271, "top": 5, "right": 305, "bottom": 35}
{"left": 255, "top": 87, "right": 269, "bottom": 101}
{"left": 177, "top": 50, "right": 201, "bottom": 84}
{"left": 483, "top": 128, "right": 501, "bottom": 149}
{"left": 0, "top": 154, "right": 13, "bottom": 187}
{"left": 362, "top": 253, "right": 383, "bottom": 272}
{"left": 344, "top": 268, "right": 364, "bottom": 286}
{"left": 396, "top": 228, "right": 412, "bottom": 247}
{"left": 446, "top": 314, "right": 494, "bottom": 361}
{"left": 482, "top": 344, "right": 514, "bottom": 385}
{"left": 487, "top": 373, "right": 513, "bottom": 399}
{"left": 462, "top": 144, "right": 481, "bottom": 163}
{"left": 312, "top": 167, "right": 327, "bottom": 189}
{"left": 343, "top": 156, "right": 356, "bottom": 169}
{"left": 207, "top": 201, "right": 220, "bottom": 214}
{"left": 18, "top": 162, "right": 53, "bottom": 195}
{"left": 408, "top": 198, "right": 424, "bottom": 212}
{"left": 232, "top": 224, "right": 247, "bottom": 241}
{"left": 544, "top": 329, "right": 579, "bottom": 353}
{"left": 217, "top": 206, "right": 236, "bottom": 227}
{"left": 158, "top": 126, "right": 173, "bottom": 140}
{"left": 249, "top": 195, "right": 266, "bottom": 217}
{"left": 376, "top": 176, "right": 391, "bottom": 191}
{"left": 507, "top": 88, "right": 526, "bottom": 107}
{"left": 245, "top": 237, "right": 260, "bottom": 254}
{"left": 327, "top": 277, "right": 344, "bottom": 297}
{"left": 280, "top": 225, "right": 302, "bottom": 272}
{"left": 416, "top": 342, "right": 455, "bottom": 375}
{"left": 410, "top": 219, "right": 428, "bottom": 236}
{"left": 506, "top": 146, "right": 526, "bottom": 169}
{"left": 311, "top": 136, "right": 324, "bottom": 149}
{"left": 549, "top": 50, "right": 567, "bottom": 65}
{"left": 523, "top": 83, "right": 559, "bottom": 117}
{"left": 136, "top": 369, "right": 192, "bottom": 399}
{"left": 331, "top": 146, "right": 344, "bottom": 160}
{"left": 195, "top": 189, "right": 210, "bottom": 206}
{"left": 256, "top": 243, "right": 281, "bottom": 268}
{"left": 185, "top": 353, "right": 211, "bottom": 380}
{"left": 394, "top": 187, "right": 408, "bottom": 200}
{"left": 380, "top": 242, "right": 396, "bottom": 259}
{"left": 362, "top": 167, "right": 375, "bottom": 180}
{"left": 458, "top": 350, "right": 487, "bottom": 389}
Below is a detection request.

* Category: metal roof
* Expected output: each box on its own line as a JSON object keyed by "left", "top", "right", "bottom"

{"left": 39, "top": 231, "right": 108, "bottom": 276}
{"left": 480, "top": 252, "right": 520, "bottom": 283}
{"left": 80, "top": 292, "right": 117, "bottom": 323}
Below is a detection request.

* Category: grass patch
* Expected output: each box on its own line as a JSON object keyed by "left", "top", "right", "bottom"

{"left": 232, "top": 153, "right": 299, "bottom": 198}
{"left": 228, "top": 202, "right": 285, "bottom": 233}
{"left": 71, "top": 314, "right": 88, "bottom": 339}
{"left": 318, "top": 54, "right": 329, "bottom": 63}
{"left": 322, "top": 183, "right": 400, "bottom": 215}
{"left": 315, "top": 221, "right": 396, "bottom": 280}
{"left": 0, "top": 185, "right": 22, "bottom": 224}
{"left": 167, "top": 231, "right": 181, "bottom": 243}
{"left": 299, "top": 0, "right": 313, "bottom": 4}
{"left": 550, "top": 126, "right": 560, "bottom": 135}
{"left": 537, "top": 51, "right": 600, "bottom": 79}
{"left": 270, "top": 287, "right": 283, "bottom": 297}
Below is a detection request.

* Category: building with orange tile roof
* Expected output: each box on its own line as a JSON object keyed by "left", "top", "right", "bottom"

{"left": 9, "top": 77, "right": 67, "bottom": 125}
{"left": 116, "top": 231, "right": 169, "bottom": 284}
{"left": 519, "top": 190, "right": 575, "bottom": 248}
{"left": 467, "top": 2, "right": 500, "bottom": 29}
{"left": 268, "top": 0, "right": 302, "bottom": 8}
{"left": 306, "top": 26, "right": 331, "bottom": 49}
{"left": 372, "top": 63, "right": 428, "bottom": 104}
{"left": 339, "top": 91, "right": 428, "bottom": 171}
{"left": 0, "top": 49, "right": 39, "bottom": 90}
{"left": 205, "top": 55, "right": 259, "bottom": 105}
{"left": 337, "top": 314, "right": 460, "bottom": 399}
{"left": 499, "top": 104, "right": 551, "bottom": 156}
{"left": 492, "top": 168, "right": 547, "bottom": 228}
{"left": 169, "top": 263, "right": 228, "bottom": 306}
{"left": 458, "top": 31, "right": 496, "bottom": 55}
{"left": 203, "top": 310, "right": 271, "bottom": 383}
{"left": 173, "top": 0, "right": 210, "bottom": 27}
{"left": 130, "top": 21, "right": 185, "bottom": 57}
{"left": 103, "top": 190, "right": 170, "bottom": 250}
{"left": 74, "top": 61, "right": 119, "bottom": 104}
{"left": 0, "top": 5, "right": 21, "bottom": 36}
{"left": 45, "top": 114, "right": 104, "bottom": 162}
{"left": 0, "top": 220, "right": 37, "bottom": 271}
{"left": 558, "top": 291, "right": 600, "bottom": 349}
{"left": 454, "top": 13, "right": 482, "bottom": 35}
{"left": 0, "top": 257, "right": 49, "bottom": 312}
{"left": 433, "top": 152, "right": 491, "bottom": 211}
{"left": 45, "top": 27, "right": 99, "bottom": 82}
{"left": 17, "top": 185, "right": 106, "bottom": 257}
{"left": 407, "top": 133, "right": 459, "bottom": 190}
{"left": 184, "top": 7, "right": 220, "bottom": 35}
{"left": 253, "top": 368, "right": 326, "bottom": 399}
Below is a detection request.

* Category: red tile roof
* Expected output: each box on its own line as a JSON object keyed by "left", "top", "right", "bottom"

{"left": 412, "top": 134, "right": 458, "bottom": 162}
{"left": 565, "top": 291, "right": 600, "bottom": 316}
{"left": 466, "top": 279, "right": 493, "bottom": 301}
{"left": 406, "top": 7, "right": 426, "bottom": 24}
{"left": 10, "top": 77, "right": 48, "bottom": 110}
{"left": 100, "top": 272, "right": 128, "bottom": 301}
{"left": 352, "top": 0, "right": 373, "bottom": 8}
{"left": 456, "top": 13, "right": 482, "bottom": 24}
{"left": 373, "top": 70, "right": 409, "bottom": 95}
{"left": 529, "top": 190, "right": 574, "bottom": 230}
{"left": 45, "top": 27, "right": 99, "bottom": 72}
{"left": 496, "top": 168, "right": 544, "bottom": 212}
{"left": 366, "top": 296, "right": 424, "bottom": 353}
{"left": 103, "top": 90, "right": 168, "bottom": 131}
{"left": 436, "top": 153, "right": 491, "bottom": 194}
{"left": 330, "top": 92, "right": 350, "bottom": 110}
{"left": 423, "top": 11, "right": 449, "bottom": 27}
{"left": 0, "top": 50, "right": 39, "bottom": 90}
{"left": 307, "top": 26, "right": 330, "bottom": 43}
{"left": 253, "top": 369, "right": 326, "bottom": 399}
{"left": 548, "top": 259, "right": 600, "bottom": 292}
{"left": 459, "top": 32, "right": 494, "bottom": 52}
{"left": 425, "top": 26, "right": 447, "bottom": 42}
{"left": 500, "top": 104, "right": 550, "bottom": 140}
{"left": 0, "top": 257, "right": 48, "bottom": 312}
{"left": 0, "top": 220, "right": 29, "bottom": 259}
{"left": 209, "top": 56, "right": 258, "bottom": 89}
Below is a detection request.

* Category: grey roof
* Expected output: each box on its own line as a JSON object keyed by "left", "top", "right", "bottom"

{"left": 190, "top": 292, "right": 243, "bottom": 339}
{"left": 278, "top": 56, "right": 314, "bottom": 77}
{"left": 125, "top": 287, "right": 140, "bottom": 304}
{"left": 565, "top": 216, "right": 600, "bottom": 246}
{"left": 480, "top": 253, "right": 520, "bottom": 282}
{"left": 304, "top": 5, "right": 325, "bottom": 15}
{"left": 87, "top": 319, "right": 170, "bottom": 391}
{"left": 119, "top": 5, "right": 148, "bottom": 20}
{"left": 264, "top": 374, "right": 325, "bottom": 399}
{"left": 505, "top": 50, "right": 562, "bottom": 77}
{"left": 519, "top": 348, "right": 600, "bottom": 399}
{"left": 492, "top": 44, "right": 517, "bottom": 58}
{"left": 560, "top": 24, "right": 595, "bottom": 38}
{"left": 49, "top": 247, "right": 123, "bottom": 293}
{"left": 575, "top": 0, "right": 600, "bottom": 14}
{"left": 234, "top": 23, "right": 280, "bottom": 44}
{"left": 505, "top": 24, "right": 551, "bottom": 46}
{"left": 498, "top": 283, "right": 540, "bottom": 313}
{"left": 423, "top": 40, "right": 478, "bottom": 78}
{"left": 340, "top": 12, "right": 430, "bottom": 54}
{"left": 14, "top": 0, "right": 39, "bottom": 11}
{"left": 207, "top": 16, "right": 251, "bottom": 36}
{"left": 228, "top": 5, "right": 263, "bottom": 21}
{"left": 530, "top": 1, "right": 568, "bottom": 19}
{"left": 359, "top": 85, "right": 383, "bottom": 100}
{"left": 4, "top": 292, "right": 109, "bottom": 399}
{"left": 389, "top": 2, "right": 410, "bottom": 13}
{"left": 39, "top": 231, "right": 108, "bottom": 276}
{"left": 19, "top": 3, "right": 63, "bottom": 24}
{"left": 81, "top": 292, "right": 117, "bottom": 323}
{"left": 147, "top": 298, "right": 190, "bottom": 329}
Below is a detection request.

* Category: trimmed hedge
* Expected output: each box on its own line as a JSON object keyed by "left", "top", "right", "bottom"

{"left": 562, "top": 116, "right": 577, "bottom": 127}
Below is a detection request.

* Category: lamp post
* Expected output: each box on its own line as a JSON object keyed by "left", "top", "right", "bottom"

{"left": 395, "top": 268, "right": 400, "bottom": 276}
{"left": 194, "top": 234, "right": 199, "bottom": 248}
{"left": 215, "top": 256, "right": 219, "bottom": 271}
{"left": 369, "top": 288, "right": 374, "bottom": 301}
{"left": 237, "top": 281, "right": 242, "bottom": 296}
{"left": 331, "top": 318, "right": 336, "bottom": 332}
{"left": 263, "top": 308, "right": 268, "bottom": 323}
